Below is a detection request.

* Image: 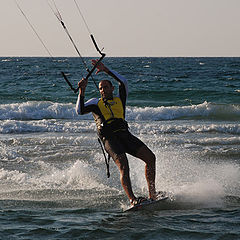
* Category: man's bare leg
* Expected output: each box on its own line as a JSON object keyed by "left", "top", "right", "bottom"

{"left": 113, "top": 154, "right": 136, "bottom": 202}
{"left": 135, "top": 145, "right": 156, "bottom": 200}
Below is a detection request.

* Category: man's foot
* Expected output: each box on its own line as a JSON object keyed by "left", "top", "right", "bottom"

{"left": 130, "top": 197, "right": 148, "bottom": 206}
{"left": 156, "top": 191, "right": 168, "bottom": 199}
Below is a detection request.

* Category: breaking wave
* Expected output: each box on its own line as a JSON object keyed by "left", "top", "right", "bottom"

{"left": 0, "top": 101, "right": 239, "bottom": 121}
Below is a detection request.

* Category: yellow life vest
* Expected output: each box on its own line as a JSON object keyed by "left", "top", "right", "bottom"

{"left": 98, "top": 97, "right": 124, "bottom": 122}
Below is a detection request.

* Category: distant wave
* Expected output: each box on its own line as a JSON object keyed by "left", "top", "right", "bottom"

{"left": 0, "top": 101, "right": 240, "bottom": 121}
{"left": 127, "top": 102, "right": 240, "bottom": 121}
{"left": 0, "top": 101, "right": 239, "bottom": 135}
{"left": 0, "top": 101, "right": 80, "bottom": 121}
{"left": 1, "top": 119, "right": 239, "bottom": 135}
{"left": 0, "top": 101, "right": 239, "bottom": 121}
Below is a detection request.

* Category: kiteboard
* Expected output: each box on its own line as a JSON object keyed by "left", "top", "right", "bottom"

{"left": 125, "top": 195, "right": 169, "bottom": 212}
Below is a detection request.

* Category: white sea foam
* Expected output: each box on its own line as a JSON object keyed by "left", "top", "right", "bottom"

{"left": 0, "top": 159, "right": 120, "bottom": 197}
{"left": 0, "top": 101, "right": 82, "bottom": 120}
{"left": 0, "top": 101, "right": 239, "bottom": 121}
{"left": 0, "top": 119, "right": 96, "bottom": 134}
{"left": 127, "top": 101, "right": 240, "bottom": 121}
{"left": 0, "top": 118, "right": 239, "bottom": 135}
{"left": 0, "top": 101, "right": 239, "bottom": 206}
{"left": 151, "top": 147, "right": 239, "bottom": 207}
{"left": 0, "top": 129, "right": 239, "bottom": 207}
{"left": 1, "top": 148, "right": 239, "bottom": 205}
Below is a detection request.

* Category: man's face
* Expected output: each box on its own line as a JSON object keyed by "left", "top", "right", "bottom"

{"left": 99, "top": 80, "right": 114, "bottom": 99}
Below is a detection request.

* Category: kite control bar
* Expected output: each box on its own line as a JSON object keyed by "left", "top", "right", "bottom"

{"left": 61, "top": 47, "right": 105, "bottom": 93}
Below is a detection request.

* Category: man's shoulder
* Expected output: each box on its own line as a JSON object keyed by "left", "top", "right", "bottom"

{"left": 85, "top": 97, "right": 100, "bottom": 106}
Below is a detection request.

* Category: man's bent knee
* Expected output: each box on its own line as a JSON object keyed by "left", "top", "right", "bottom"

{"left": 136, "top": 145, "right": 156, "bottom": 165}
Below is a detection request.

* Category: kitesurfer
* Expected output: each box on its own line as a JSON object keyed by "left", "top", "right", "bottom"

{"left": 76, "top": 60, "right": 157, "bottom": 205}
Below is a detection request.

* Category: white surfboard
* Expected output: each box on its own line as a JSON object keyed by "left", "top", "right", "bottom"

{"left": 125, "top": 196, "right": 169, "bottom": 212}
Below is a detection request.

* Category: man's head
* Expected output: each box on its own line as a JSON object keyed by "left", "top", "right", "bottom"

{"left": 99, "top": 80, "right": 114, "bottom": 100}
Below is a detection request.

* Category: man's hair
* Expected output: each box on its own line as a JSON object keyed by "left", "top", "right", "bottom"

{"left": 99, "top": 80, "right": 113, "bottom": 87}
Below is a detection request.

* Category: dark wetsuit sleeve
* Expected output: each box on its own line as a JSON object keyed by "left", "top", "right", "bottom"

{"left": 76, "top": 95, "right": 99, "bottom": 115}
{"left": 108, "top": 70, "right": 128, "bottom": 116}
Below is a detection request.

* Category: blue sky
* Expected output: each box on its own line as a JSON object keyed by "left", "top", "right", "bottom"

{"left": 1, "top": 0, "right": 240, "bottom": 57}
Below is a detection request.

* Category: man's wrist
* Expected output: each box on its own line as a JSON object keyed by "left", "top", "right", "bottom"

{"left": 80, "top": 88, "right": 86, "bottom": 96}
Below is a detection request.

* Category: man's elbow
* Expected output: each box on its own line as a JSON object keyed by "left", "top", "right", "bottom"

{"left": 76, "top": 108, "right": 85, "bottom": 115}
{"left": 76, "top": 108, "right": 83, "bottom": 115}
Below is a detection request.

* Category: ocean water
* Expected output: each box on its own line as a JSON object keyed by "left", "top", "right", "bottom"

{"left": 0, "top": 57, "right": 240, "bottom": 239}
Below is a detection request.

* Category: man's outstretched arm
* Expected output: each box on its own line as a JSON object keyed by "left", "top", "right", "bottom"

{"left": 91, "top": 59, "right": 128, "bottom": 98}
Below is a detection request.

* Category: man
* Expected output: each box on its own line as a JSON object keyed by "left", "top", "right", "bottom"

{"left": 76, "top": 59, "right": 156, "bottom": 205}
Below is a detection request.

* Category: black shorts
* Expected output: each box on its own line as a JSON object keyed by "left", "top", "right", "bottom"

{"left": 102, "top": 130, "right": 146, "bottom": 159}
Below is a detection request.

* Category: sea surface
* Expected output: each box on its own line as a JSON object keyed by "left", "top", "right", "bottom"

{"left": 0, "top": 57, "right": 240, "bottom": 239}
